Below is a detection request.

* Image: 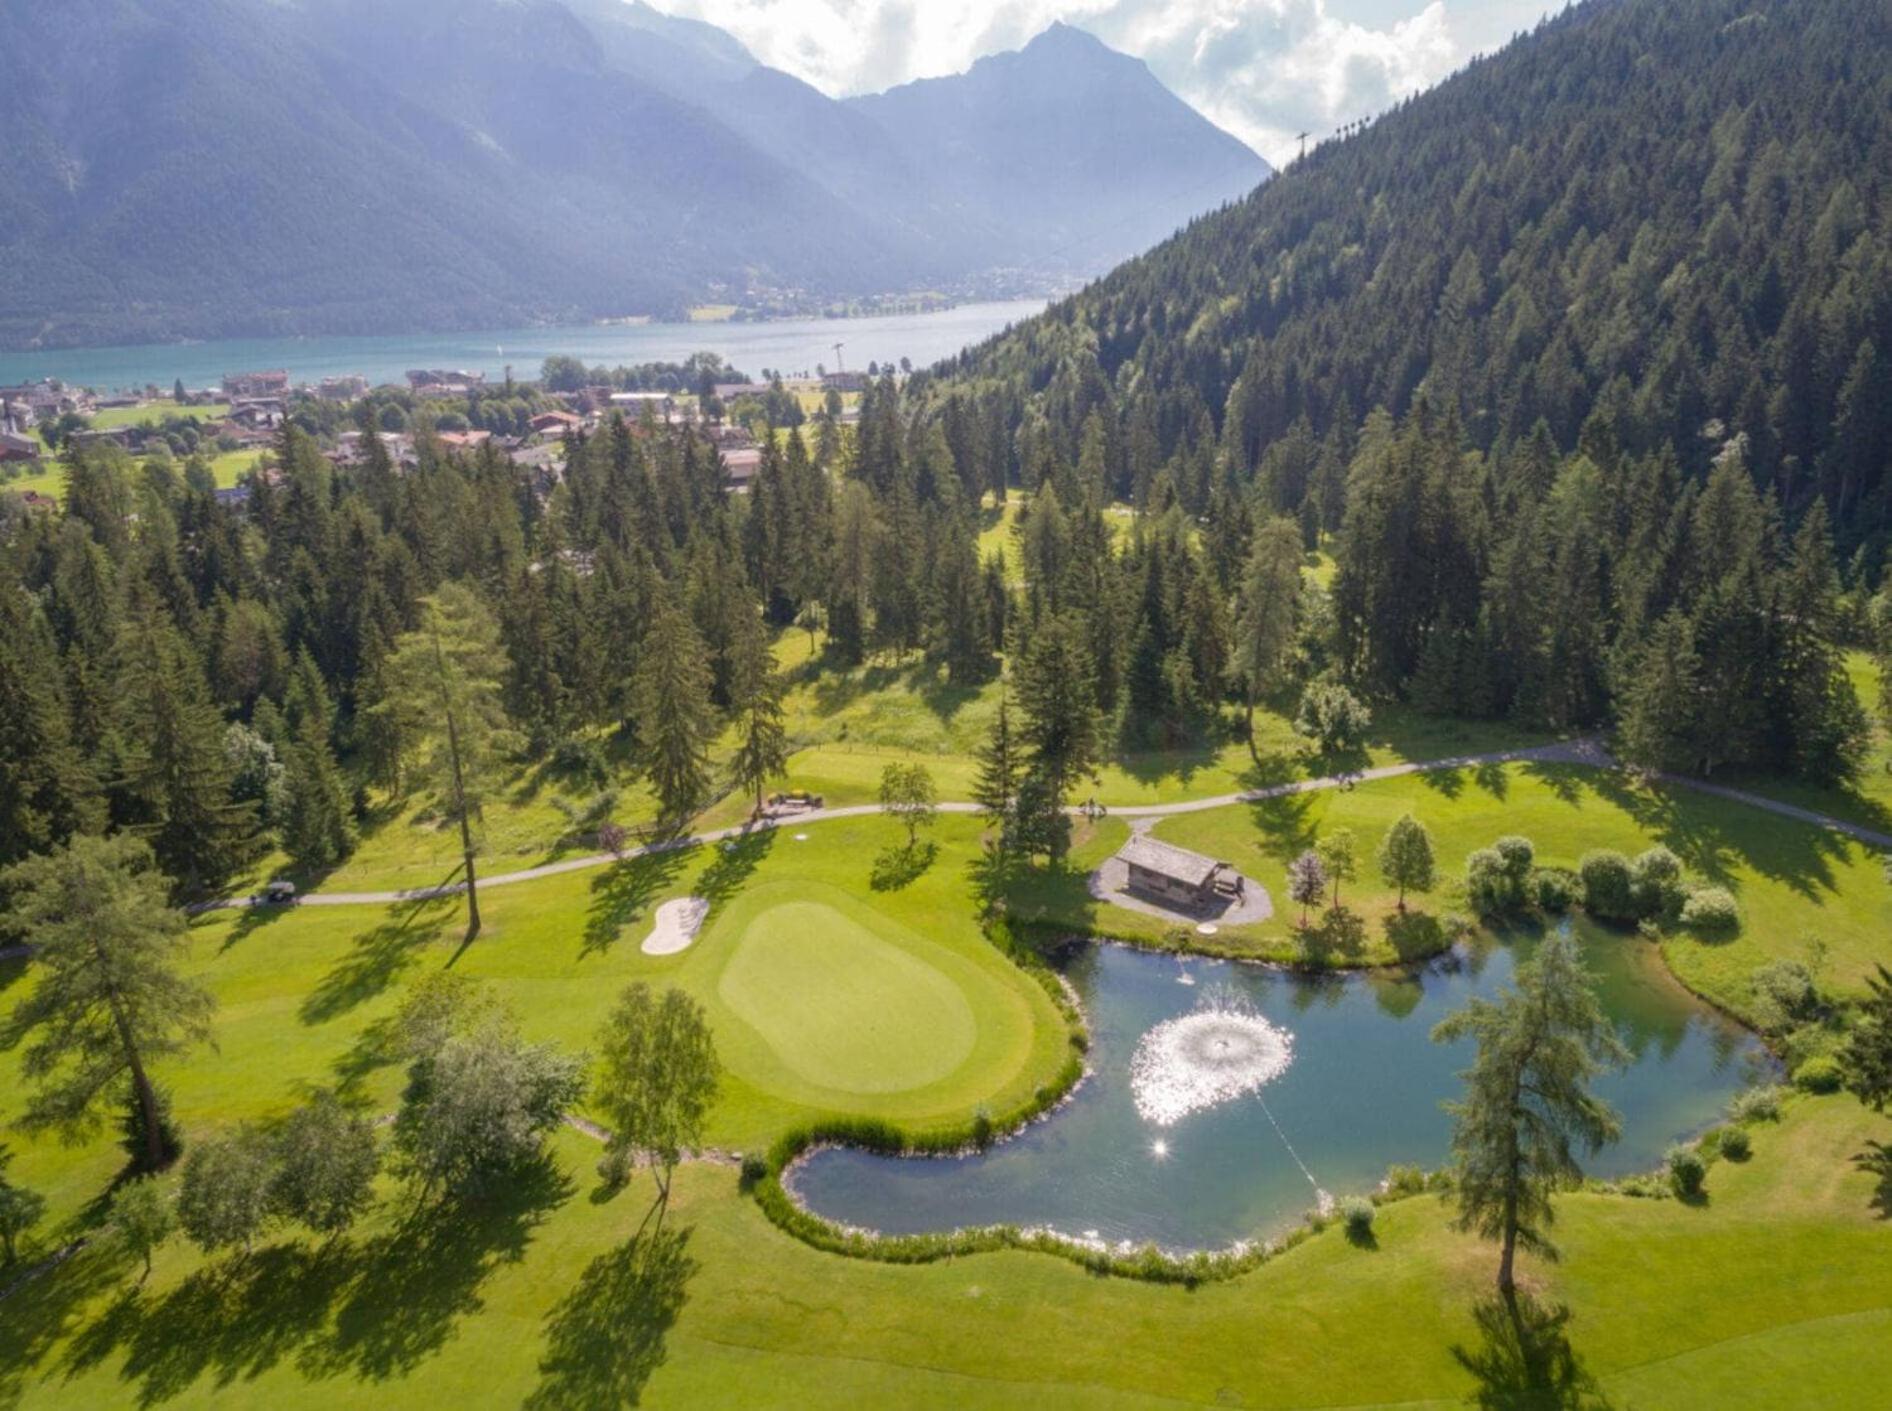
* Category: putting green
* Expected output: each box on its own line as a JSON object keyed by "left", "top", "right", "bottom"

{"left": 716, "top": 895, "right": 977, "bottom": 1093}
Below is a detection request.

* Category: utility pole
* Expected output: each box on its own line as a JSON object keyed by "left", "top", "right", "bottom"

{"left": 832, "top": 341, "right": 845, "bottom": 374}
{"left": 1297, "top": 131, "right": 1309, "bottom": 162}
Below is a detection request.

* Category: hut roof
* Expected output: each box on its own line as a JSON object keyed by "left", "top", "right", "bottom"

{"left": 1117, "top": 834, "right": 1224, "bottom": 889}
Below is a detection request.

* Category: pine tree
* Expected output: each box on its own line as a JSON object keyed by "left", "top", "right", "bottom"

{"left": 1433, "top": 928, "right": 1627, "bottom": 1293}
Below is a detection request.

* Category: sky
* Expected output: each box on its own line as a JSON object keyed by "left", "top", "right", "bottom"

{"left": 653, "top": 0, "right": 1562, "bottom": 168}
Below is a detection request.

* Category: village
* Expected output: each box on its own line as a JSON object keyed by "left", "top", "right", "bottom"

{"left": 1, "top": 360, "right": 872, "bottom": 515}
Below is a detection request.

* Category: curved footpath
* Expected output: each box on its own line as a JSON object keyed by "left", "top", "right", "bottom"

{"left": 176, "top": 739, "right": 1892, "bottom": 915}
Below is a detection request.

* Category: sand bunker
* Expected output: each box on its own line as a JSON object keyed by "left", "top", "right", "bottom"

{"left": 641, "top": 897, "right": 710, "bottom": 956}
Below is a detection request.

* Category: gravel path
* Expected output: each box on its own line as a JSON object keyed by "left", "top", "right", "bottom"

{"left": 175, "top": 738, "right": 1890, "bottom": 915}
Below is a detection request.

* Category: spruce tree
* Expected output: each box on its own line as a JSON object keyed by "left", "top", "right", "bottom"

{"left": 1233, "top": 516, "right": 1303, "bottom": 750}
{"left": 1013, "top": 614, "right": 1100, "bottom": 858}
{"left": 111, "top": 597, "right": 257, "bottom": 896}
{"left": 632, "top": 599, "right": 717, "bottom": 831}
{"left": 727, "top": 612, "right": 789, "bottom": 816}
{"left": 0, "top": 586, "right": 100, "bottom": 868}
{"left": 972, "top": 692, "right": 1022, "bottom": 858}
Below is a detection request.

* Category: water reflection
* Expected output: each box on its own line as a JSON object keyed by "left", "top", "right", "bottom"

{"left": 791, "top": 920, "right": 1772, "bottom": 1250}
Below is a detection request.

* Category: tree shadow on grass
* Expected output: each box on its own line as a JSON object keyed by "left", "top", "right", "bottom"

{"left": 1384, "top": 910, "right": 1448, "bottom": 962}
{"left": 59, "top": 1157, "right": 574, "bottom": 1404}
{"left": 1, "top": 1241, "right": 130, "bottom": 1411}
{"left": 524, "top": 1223, "right": 696, "bottom": 1410}
{"left": 696, "top": 827, "right": 775, "bottom": 906}
{"left": 1247, "top": 790, "right": 1318, "bottom": 856}
{"left": 298, "top": 894, "right": 455, "bottom": 1028}
{"left": 583, "top": 849, "right": 689, "bottom": 957}
{"left": 1452, "top": 1291, "right": 1615, "bottom": 1410}
{"left": 1856, "top": 1140, "right": 1892, "bottom": 1219}
{"left": 1294, "top": 907, "right": 1368, "bottom": 963}
{"left": 217, "top": 900, "right": 294, "bottom": 954}
{"left": 870, "top": 841, "right": 937, "bottom": 892}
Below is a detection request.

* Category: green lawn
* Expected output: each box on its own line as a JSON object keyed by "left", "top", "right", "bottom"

{"left": 4, "top": 1094, "right": 1886, "bottom": 1408}
{"left": 2, "top": 762, "right": 1890, "bottom": 1405}
{"left": 4, "top": 444, "right": 260, "bottom": 504}
{"left": 0, "top": 814, "right": 1068, "bottom": 1237}
{"left": 1145, "top": 761, "right": 1892, "bottom": 1019}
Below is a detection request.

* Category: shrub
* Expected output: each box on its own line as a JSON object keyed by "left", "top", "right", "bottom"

{"left": 1382, "top": 1164, "right": 1427, "bottom": 1198}
{"left": 1579, "top": 850, "right": 1637, "bottom": 921}
{"left": 1532, "top": 867, "right": 1578, "bottom": 912}
{"left": 1793, "top": 1055, "right": 1843, "bottom": 1093}
{"left": 1666, "top": 1144, "right": 1706, "bottom": 1198}
{"left": 1464, "top": 848, "right": 1510, "bottom": 916}
{"left": 1342, "top": 1199, "right": 1375, "bottom": 1239}
{"left": 1681, "top": 886, "right": 1740, "bottom": 934}
{"left": 738, "top": 1154, "right": 768, "bottom": 1191}
{"left": 1749, "top": 960, "right": 1820, "bottom": 1031}
{"left": 1728, "top": 1085, "right": 1784, "bottom": 1123}
{"left": 1718, "top": 1127, "right": 1751, "bottom": 1160}
{"left": 970, "top": 1109, "right": 995, "bottom": 1150}
{"left": 1294, "top": 681, "right": 1372, "bottom": 754}
{"left": 1630, "top": 846, "right": 1686, "bottom": 921}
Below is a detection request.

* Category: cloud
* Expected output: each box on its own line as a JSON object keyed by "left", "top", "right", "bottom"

{"left": 654, "top": 1, "right": 1495, "bottom": 166}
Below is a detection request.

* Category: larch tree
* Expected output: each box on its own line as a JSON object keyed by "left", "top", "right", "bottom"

{"left": 1, "top": 834, "right": 213, "bottom": 1172}
{"left": 377, "top": 583, "right": 521, "bottom": 940}
{"left": 1432, "top": 927, "right": 1627, "bottom": 1294}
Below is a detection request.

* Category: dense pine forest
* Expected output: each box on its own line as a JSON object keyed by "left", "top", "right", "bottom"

{"left": 3, "top": 0, "right": 1891, "bottom": 910}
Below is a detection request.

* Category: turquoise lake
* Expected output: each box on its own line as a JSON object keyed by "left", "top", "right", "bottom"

{"left": 789, "top": 924, "right": 1771, "bottom": 1251}
{"left": 0, "top": 300, "right": 1047, "bottom": 392}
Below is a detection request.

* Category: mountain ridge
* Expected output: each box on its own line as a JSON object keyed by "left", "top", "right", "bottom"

{"left": 0, "top": 0, "right": 1267, "bottom": 351}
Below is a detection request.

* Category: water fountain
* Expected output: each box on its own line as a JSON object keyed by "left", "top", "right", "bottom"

{"left": 1129, "top": 988, "right": 1295, "bottom": 1127}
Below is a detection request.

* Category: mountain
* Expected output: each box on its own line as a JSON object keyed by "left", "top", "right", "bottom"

{"left": 851, "top": 23, "right": 1269, "bottom": 277}
{"left": 0, "top": 0, "right": 1267, "bottom": 351}
{"left": 943, "top": 0, "right": 1892, "bottom": 549}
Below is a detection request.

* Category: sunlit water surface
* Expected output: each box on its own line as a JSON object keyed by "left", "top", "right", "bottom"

{"left": 790, "top": 923, "right": 1769, "bottom": 1250}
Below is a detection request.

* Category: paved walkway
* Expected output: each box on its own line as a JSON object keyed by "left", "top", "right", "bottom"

{"left": 172, "top": 738, "right": 1890, "bottom": 915}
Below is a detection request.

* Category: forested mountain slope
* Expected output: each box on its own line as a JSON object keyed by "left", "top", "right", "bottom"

{"left": 0, "top": 0, "right": 1265, "bottom": 350}
{"left": 943, "top": 0, "right": 1892, "bottom": 549}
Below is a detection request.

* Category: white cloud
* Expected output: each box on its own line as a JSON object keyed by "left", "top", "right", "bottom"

{"left": 653, "top": 0, "right": 1492, "bottom": 166}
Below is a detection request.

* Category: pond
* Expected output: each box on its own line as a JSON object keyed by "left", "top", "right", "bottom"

{"left": 788, "top": 922, "right": 1772, "bottom": 1251}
